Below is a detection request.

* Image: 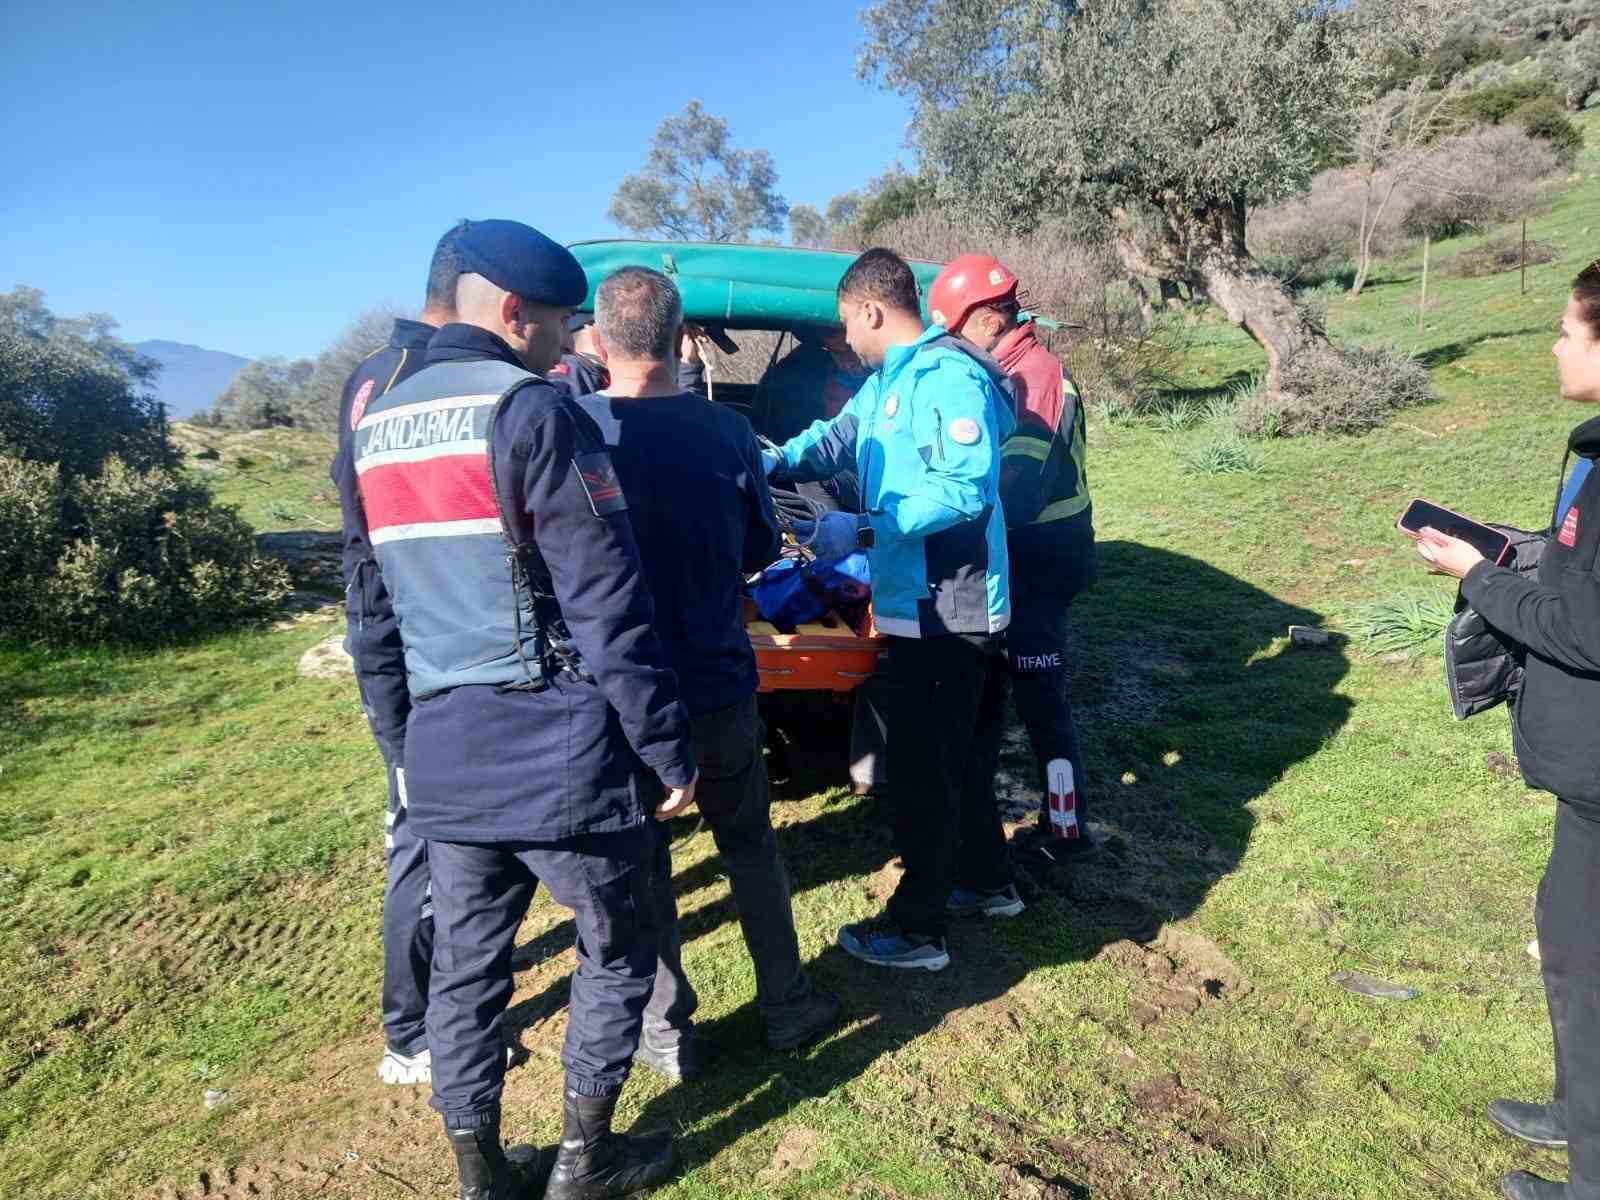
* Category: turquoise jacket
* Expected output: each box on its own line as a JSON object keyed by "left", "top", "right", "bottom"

{"left": 775, "top": 326, "right": 1014, "bottom": 638}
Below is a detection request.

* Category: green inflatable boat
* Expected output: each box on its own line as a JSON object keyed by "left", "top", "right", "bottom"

{"left": 567, "top": 240, "right": 945, "bottom": 330}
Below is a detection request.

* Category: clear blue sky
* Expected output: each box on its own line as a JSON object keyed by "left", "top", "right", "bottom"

{"left": 0, "top": 1, "right": 916, "bottom": 360}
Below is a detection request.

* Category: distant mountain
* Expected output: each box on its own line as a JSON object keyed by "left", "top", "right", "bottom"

{"left": 133, "top": 340, "right": 252, "bottom": 419}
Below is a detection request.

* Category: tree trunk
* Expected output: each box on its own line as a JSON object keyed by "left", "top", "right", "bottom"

{"left": 1351, "top": 185, "right": 1374, "bottom": 299}
{"left": 1117, "top": 195, "right": 1339, "bottom": 406}
{"left": 1127, "top": 275, "right": 1157, "bottom": 332}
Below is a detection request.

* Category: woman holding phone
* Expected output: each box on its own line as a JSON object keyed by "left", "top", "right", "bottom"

{"left": 1417, "top": 259, "right": 1600, "bottom": 1200}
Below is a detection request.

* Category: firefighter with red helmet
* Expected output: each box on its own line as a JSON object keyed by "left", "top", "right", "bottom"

{"left": 930, "top": 254, "right": 1099, "bottom": 879}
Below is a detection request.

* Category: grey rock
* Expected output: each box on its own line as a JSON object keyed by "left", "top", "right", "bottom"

{"left": 297, "top": 635, "right": 354, "bottom": 680}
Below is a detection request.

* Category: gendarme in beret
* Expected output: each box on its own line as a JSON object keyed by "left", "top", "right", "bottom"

{"left": 454, "top": 219, "right": 588, "bottom": 308}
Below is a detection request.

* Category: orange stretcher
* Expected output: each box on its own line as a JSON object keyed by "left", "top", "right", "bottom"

{"left": 748, "top": 608, "right": 885, "bottom": 693}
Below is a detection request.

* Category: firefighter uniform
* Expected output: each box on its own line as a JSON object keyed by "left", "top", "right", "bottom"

{"left": 973, "top": 321, "right": 1096, "bottom": 861}
{"left": 331, "top": 317, "right": 437, "bottom": 1069}
{"left": 334, "top": 222, "right": 693, "bottom": 1197}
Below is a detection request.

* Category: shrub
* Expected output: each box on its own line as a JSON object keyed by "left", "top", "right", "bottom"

{"left": 1510, "top": 96, "right": 1586, "bottom": 161}
{"left": 1250, "top": 125, "right": 1560, "bottom": 280}
{"left": 1445, "top": 79, "right": 1555, "bottom": 126}
{"left": 0, "top": 452, "right": 292, "bottom": 645}
{"left": 1237, "top": 343, "right": 1435, "bottom": 438}
{"left": 1348, "top": 590, "right": 1456, "bottom": 656}
{"left": 1176, "top": 432, "right": 1264, "bottom": 476}
{"left": 1450, "top": 236, "right": 1562, "bottom": 278}
{"left": 1399, "top": 125, "right": 1563, "bottom": 239}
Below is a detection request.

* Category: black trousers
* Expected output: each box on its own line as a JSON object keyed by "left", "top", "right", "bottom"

{"left": 1538, "top": 800, "right": 1600, "bottom": 1198}
{"left": 970, "top": 570, "right": 1089, "bottom": 838}
{"left": 382, "top": 763, "right": 433, "bottom": 1056}
{"left": 884, "top": 633, "right": 1010, "bottom": 938}
{"left": 645, "top": 694, "right": 814, "bottom": 1037}
{"left": 425, "top": 827, "right": 657, "bottom": 1128}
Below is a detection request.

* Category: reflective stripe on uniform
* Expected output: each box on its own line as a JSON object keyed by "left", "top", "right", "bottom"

{"left": 1037, "top": 493, "right": 1092, "bottom": 523}
{"left": 1000, "top": 437, "right": 1051, "bottom": 464}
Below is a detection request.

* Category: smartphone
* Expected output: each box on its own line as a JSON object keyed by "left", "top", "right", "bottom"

{"left": 1397, "top": 498, "right": 1513, "bottom": 565}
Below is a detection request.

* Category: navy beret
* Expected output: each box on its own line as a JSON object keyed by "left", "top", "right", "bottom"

{"left": 454, "top": 219, "right": 588, "bottom": 308}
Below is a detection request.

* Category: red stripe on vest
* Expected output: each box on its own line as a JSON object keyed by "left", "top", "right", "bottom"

{"left": 359, "top": 454, "right": 498, "bottom": 534}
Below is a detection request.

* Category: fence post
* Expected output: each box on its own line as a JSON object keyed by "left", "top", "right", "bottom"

{"left": 1418, "top": 232, "right": 1431, "bottom": 332}
{"left": 1521, "top": 219, "right": 1528, "bottom": 297}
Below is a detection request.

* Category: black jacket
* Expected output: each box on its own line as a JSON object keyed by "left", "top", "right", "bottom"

{"left": 578, "top": 390, "right": 780, "bottom": 715}
{"left": 1460, "top": 414, "right": 1600, "bottom": 817}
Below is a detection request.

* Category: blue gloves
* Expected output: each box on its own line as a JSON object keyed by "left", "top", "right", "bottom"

{"left": 761, "top": 448, "right": 782, "bottom": 477}
{"left": 793, "top": 511, "right": 870, "bottom": 561}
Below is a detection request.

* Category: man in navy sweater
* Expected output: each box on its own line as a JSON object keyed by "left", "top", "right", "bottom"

{"left": 579, "top": 266, "right": 841, "bottom": 1079}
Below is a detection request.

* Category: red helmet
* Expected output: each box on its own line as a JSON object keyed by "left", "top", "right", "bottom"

{"left": 928, "top": 253, "right": 1020, "bottom": 332}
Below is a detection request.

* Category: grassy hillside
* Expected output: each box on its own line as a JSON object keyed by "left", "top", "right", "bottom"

{"left": 3, "top": 115, "right": 1598, "bottom": 1200}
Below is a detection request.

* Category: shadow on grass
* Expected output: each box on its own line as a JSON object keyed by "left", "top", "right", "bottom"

{"left": 602, "top": 540, "right": 1354, "bottom": 1185}
{"left": 1417, "top": 327, "right": 1554, "bottom": 371}
{"left": 1148, "top": 370, "right": 1259, "bottom": 411}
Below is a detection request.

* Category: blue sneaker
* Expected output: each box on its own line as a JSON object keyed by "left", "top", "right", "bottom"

{"left": 947, "top": 883, "right": 1025, "bottom": 918}
{"left": 838, "top": 915, "right": 950, "bottom": 971}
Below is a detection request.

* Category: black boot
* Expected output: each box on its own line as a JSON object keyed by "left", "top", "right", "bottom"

{"left": 1501, "top": 1171, "right": 1566, "bottom": 1200}
{"left": 542, "top": 1087, "right": 674, "bottom": 1200}
{"left": 1487, "top": 1098, "right": 1568, "bottom": 1148}
{"left": 446, "top": 1122, "right": 542, "bottom": 1200}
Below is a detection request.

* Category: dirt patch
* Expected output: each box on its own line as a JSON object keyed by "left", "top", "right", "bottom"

{"left": 1485, "top": 751, "right": 1520, "bottom": 780}
{"left": 758, "top": 1126, "right": 822, "bottom": 1185}
{"left": 1095, "top": 927, "right": 1252, "bottom": 1033}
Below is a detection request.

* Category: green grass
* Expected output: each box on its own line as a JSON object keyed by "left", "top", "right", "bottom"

{"left": 170, "top": 424, "right": 341, "bottom": 532}
{"left": 3, "top": 113, "right": 1599, "bottom": 1199}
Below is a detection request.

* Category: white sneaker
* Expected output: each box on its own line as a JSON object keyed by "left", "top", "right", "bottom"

{"left": 378, "top": 1046, "right": 431, "bottom": 1085}
{"left": 1528, "top": 939, "right": 1541, "bottom": 962}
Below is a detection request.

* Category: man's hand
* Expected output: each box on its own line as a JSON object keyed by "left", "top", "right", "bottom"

{"left": 761, "top": 448, "right": 782, "bottom": 477}
{"left": 679, "top": 323, "right": 706, "bottom": 366}
{"left": 656, "top": 770, "right": 699, "bottom": 819}
{"left": 792, "top": 511, "right": 868, "bottom": 561}
{"left": 1414, "top": 526, "right": 1486, "bottom": 579}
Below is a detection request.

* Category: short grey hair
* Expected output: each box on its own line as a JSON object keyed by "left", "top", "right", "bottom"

{"left": 595, "top": 267, "right": 683, "bottom": 361}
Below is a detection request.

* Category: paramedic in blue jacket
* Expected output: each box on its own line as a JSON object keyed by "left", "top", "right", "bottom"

{"left": 331, "top": 223, "right": 461, "bottom": 1088}
{"left": 340, "top": 219, "right": 697, "bottom": 1200}
{"left": 766, "top": 247, "right": 1016, "bottom": 972}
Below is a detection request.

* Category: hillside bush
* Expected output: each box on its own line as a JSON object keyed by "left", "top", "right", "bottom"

{"left": 0, "top": 452, "right": 291, "bottom": 645}
{"left": 1511, "top": 96, "right": 1586, "bottom": 161}
{"left": 0, "top": 289, "right": 292, "bottom": 645}
{"left": 1237, "top": 343, "right": 1434, "bottom": 438}
{"left": 1251, "top": 125, "right": 1562, "bottom": 279}
{"left": 1400, "top": 125, "right": 1565, "bottom": 238}
{"left": 1451, "top": 236, "right": 1562, "bottom": 278}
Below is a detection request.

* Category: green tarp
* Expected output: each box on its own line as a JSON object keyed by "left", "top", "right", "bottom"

{"left": 567, "top": 240, "right": 946, "bottom": 330}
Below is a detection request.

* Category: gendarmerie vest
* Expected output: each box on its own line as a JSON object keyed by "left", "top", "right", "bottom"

{"left": 354, "top": 356, "right": 565, "bottom": 697}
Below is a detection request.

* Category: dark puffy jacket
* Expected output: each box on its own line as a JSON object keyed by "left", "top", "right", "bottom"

{"left": 1444, "top": 527, "right": 1546, "bottom": 719}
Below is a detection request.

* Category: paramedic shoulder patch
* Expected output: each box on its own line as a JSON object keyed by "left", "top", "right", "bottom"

{"left": 575, "top": 452, "right": 628, "bottom": 516}
{"left": 948, "top": 417, "right": 982, "bottom": 446}
{"left": 1560, "top": 505, "right": 1580, "bottom": 548}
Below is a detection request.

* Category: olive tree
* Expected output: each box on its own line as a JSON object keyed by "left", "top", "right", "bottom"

{"left": 861, "top": 0, "right": 1431, "bottom": 408}
{"left": 609, "top": 101, "right": 787, "bottom": 243}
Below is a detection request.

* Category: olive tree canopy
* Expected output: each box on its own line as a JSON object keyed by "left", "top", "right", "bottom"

{"left": 609, "top": 101, "right": 788, "bottom": 243}
{"left": 861, "top": 0, "right": 1431, "bottom": 403}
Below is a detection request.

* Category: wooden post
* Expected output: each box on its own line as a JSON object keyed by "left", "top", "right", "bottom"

{"left": 1521, "top": 219, "right": 1528, "bottom": 296}
{"left": 1418, "top": 232, "right": 1431, "bottom": 332}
